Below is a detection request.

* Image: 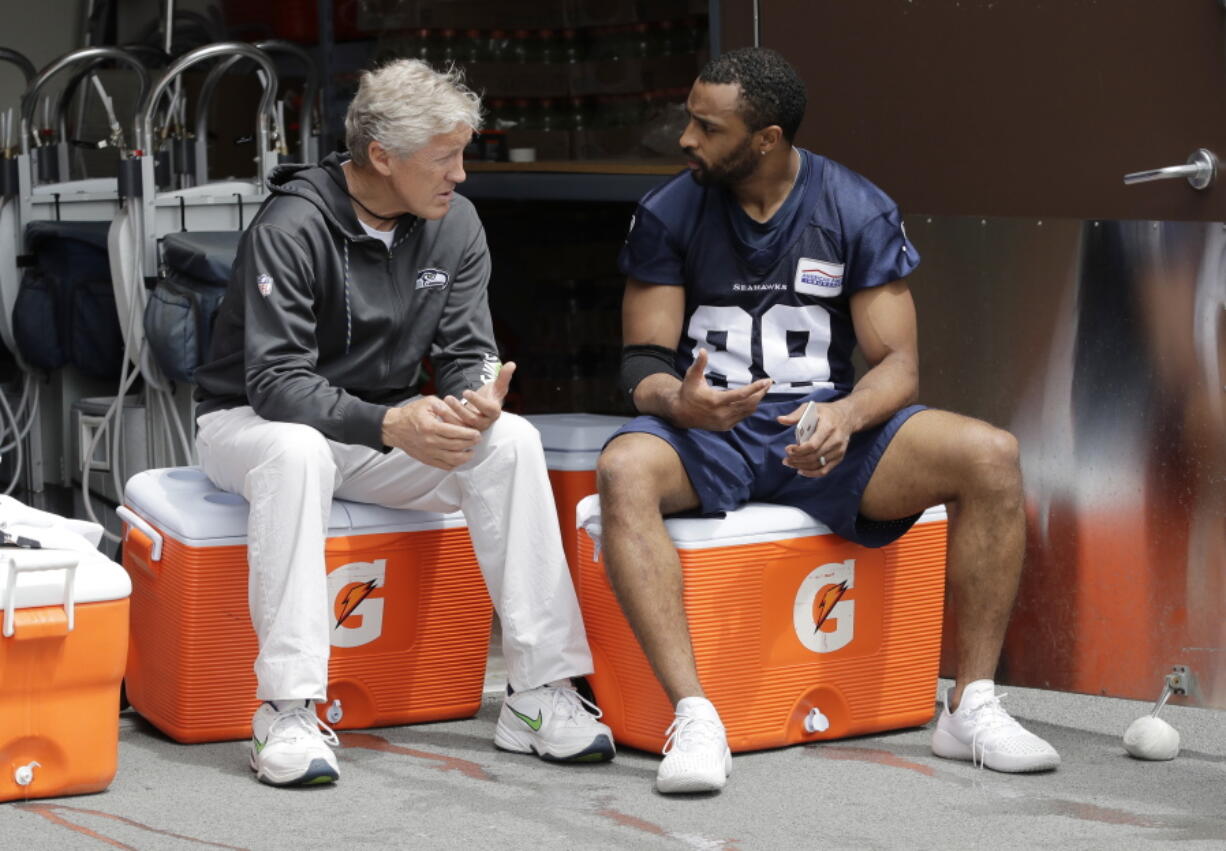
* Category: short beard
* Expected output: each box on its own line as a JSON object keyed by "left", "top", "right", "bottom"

{"left": 689, "top": 137, "right": 760, "bottom": 188}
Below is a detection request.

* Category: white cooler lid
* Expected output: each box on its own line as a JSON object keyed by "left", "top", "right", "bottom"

{"left": 578, "top": 494, "right": 947, "bottom": 550}
{"left": 527, "top": 414, "right": 630, "bottom": 472}
{"left": 0, "top": 526, "right": 131, "bottom": 610}
{"left": 340, "top": 501, "right": 467, "bottom": 534}
{"left": 124, "top": 467, "right": 348, "bottom": 545}
{"left": 525, "top": 414, "right": 630, "bottom": 452}
{"left": 124, "top": 467, "right": 467, "bottom": 544}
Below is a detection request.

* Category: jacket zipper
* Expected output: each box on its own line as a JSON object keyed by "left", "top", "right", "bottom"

{"left": 384, "top": 221, "right": 419, "bottom": 385}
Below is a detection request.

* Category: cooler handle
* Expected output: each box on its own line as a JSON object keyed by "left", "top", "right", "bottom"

{"left": 117, "top": 506, "right": 163, "bottom": 562}
{"left": 3, "top": 552, "right": 79, "bottom": 638}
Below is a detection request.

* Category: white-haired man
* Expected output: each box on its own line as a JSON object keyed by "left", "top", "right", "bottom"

{"left": 193, "top": 60, "right": 614, "bottom": 787}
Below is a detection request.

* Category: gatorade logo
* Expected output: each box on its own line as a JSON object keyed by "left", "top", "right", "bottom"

{"left": 328, "top": 559, "right": 387, "bottom": 648}
{"left": 793, "top": 558, "right": 856, "bottom": 653}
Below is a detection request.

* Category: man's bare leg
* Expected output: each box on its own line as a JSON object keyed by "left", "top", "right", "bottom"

{"left": 597, "top": 432, "right": 733, "bottom": 792}
{"left": 597, "top": 432, "right": 703, "bottom": 703}
{"left": 860, "top": 409, "right": 1057, "bottom": 772}
{"left": 859, "top": 409, "right": 1024, "bottom": 710}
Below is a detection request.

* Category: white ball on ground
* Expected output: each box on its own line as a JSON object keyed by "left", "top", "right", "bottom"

{"left": 1123, "top": 715, "right": 1180, "bottom": 760}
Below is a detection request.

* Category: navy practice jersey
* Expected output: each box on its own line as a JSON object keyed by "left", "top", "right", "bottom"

{"left": 618, "top": 149, "right": 919, "bottom": 398}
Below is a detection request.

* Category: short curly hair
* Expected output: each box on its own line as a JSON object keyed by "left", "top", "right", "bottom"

{"left": 697, "top": 47, "right": 806, "bottom": 142}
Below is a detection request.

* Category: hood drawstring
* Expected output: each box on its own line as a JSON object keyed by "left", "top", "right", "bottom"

{"left": 342, "top": 239, "right": 352, "bottom": 355}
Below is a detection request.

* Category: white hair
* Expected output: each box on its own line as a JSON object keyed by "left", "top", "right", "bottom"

{"left": 344, "top": 59, "right": 483, "bottom": 166}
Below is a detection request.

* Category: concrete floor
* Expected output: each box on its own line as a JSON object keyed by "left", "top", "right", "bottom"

{"left": 4, "top": 489, "right": 1225, "bottom": 848}
{"left": 3, "top": 676, "right": 1225, "bottom": 850}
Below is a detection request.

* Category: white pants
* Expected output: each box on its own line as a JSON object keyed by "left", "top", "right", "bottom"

{"left": 195, "top": 404, "right": 594, "bottom": 701}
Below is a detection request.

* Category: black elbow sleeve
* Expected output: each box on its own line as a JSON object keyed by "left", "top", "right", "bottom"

{"left": 619, "top": 344, "right": 681, "bottom": 406}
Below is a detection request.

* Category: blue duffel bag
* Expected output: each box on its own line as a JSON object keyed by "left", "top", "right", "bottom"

{"left": 13, "top": 221, "right": 123, "bottom": 379}
{"left": 144, "top": 230, "right": 240, "bottom": 383}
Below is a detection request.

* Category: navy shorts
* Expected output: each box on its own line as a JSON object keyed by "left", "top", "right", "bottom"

{"left": 607, "top": 392, "right": 928, "bottom": 548}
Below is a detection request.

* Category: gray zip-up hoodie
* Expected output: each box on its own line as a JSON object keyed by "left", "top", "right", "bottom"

{"left": 194, "top": 153, "right": 499, "bottom": 451}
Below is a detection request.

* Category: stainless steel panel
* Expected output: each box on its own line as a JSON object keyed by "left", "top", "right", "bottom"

{"left": 903, "top": 215, "right": 1226, "bottom": 707}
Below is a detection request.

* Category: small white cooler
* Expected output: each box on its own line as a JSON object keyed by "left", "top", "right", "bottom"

{"left": 0, "top": 498, "right": 130, "bottom": 802}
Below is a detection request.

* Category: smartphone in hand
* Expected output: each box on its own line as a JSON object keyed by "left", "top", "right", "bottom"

{"left": 795, "top": 401, "right": 818, "bottom": 444}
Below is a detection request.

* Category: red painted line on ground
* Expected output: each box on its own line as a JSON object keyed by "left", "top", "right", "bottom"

{"left": 808, "top": 745, "right": 1164, "bottom": 829}
{"left": 340, "top": 731, "right": 493, "bottom": 781}
{"left": 1034, "top": 799, "right": 1163, "bottom": 829}
{"left": 15, "top": 802, "right": 249, "bottom": 850}
{"left": 597, "top": 807, "right": 741, "bottom": 850}
{"left": 809, "top": 745, "right": 936, "bottom": 777}
{"left": 595, "top": 807, "right": 668, "bottom": 836}
{"left": 15, "top": 805, "right": 135, "bottom": 850}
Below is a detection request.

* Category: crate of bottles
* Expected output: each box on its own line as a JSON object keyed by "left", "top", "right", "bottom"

{"left": 367, "top": 12, "right": 708, "bottom": 160}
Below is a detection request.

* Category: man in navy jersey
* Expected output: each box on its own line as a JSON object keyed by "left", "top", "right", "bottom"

{"left": 596, "top": 47, "right": 1059, "bottom": 793}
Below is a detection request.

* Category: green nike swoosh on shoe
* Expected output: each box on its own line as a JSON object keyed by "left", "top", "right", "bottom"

{"left": 509, "top": 706, "right": 543, "bottom": 731}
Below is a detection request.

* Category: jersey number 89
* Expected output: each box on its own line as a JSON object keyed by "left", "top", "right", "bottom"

{"left": 687, "top": 303, "right": 834, "bottom": 393}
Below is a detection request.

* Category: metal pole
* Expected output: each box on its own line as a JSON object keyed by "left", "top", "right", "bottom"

{"left": 80, "top": 0, "right": 94, "bottom": 46}
{"left": 163, "top": 0, "right": 178, "bottom": 179}
{"left": 316, "top": 0, "right": 335, "bottom": 156}
{"left": 162, "top": 0, "right": 175, "bottom": 55}
{"left": 71, "top": 0, "right": 98, "bottom": 176}
{"left": 256, "top": 40, "right": 319, "bottom": 163}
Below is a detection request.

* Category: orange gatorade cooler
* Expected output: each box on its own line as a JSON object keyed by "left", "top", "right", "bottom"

{"left": 0, "top": 522, "right": 130, "bottom": 802}
{"left": 525, "top": 413, "right": 628, "bottom": 580}
{"left": 576, "top": 496, "right": 948, "bottom": 753}
{"left": 118, "top": 467, "right": 492, "bottom": 743}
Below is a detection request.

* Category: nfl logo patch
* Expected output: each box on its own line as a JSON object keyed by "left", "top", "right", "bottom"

{"left": 257, "top": 273, "right": 273, "bottom": 297}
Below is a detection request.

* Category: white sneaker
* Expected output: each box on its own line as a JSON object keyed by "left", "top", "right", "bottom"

{"left": 250, "top": 700, "right": 341, "bottom": 786}
{"left": 494, "top": 681, "right": 616, "bottom": 763}
{"left": 931, "top": 680, "right": 1061, "bottom": 772}
{"left": 656, "top": 697, "right": 732, "bottom": 794}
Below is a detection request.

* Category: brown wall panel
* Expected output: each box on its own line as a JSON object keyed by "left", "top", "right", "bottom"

{"left": 760, "top": 0, "right": 1226, "bottom": 221}
{"left": 719, "top": 0, "right": 758, "bottom": 53}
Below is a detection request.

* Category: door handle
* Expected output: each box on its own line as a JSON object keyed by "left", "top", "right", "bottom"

{"left": 1124, "top": 148, "right": 1218, "bottom": 190}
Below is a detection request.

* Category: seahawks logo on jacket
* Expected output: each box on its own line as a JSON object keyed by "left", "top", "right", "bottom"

{"left": 415, "top": 268, "right": 449, "bottom": 290}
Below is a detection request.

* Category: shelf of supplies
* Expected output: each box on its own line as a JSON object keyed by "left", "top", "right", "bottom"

{"left": 465, "top": 160, "right": 680, "bottom": 175}
{"left": 459, "top": 159, "right": 680, "bottom": 201}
